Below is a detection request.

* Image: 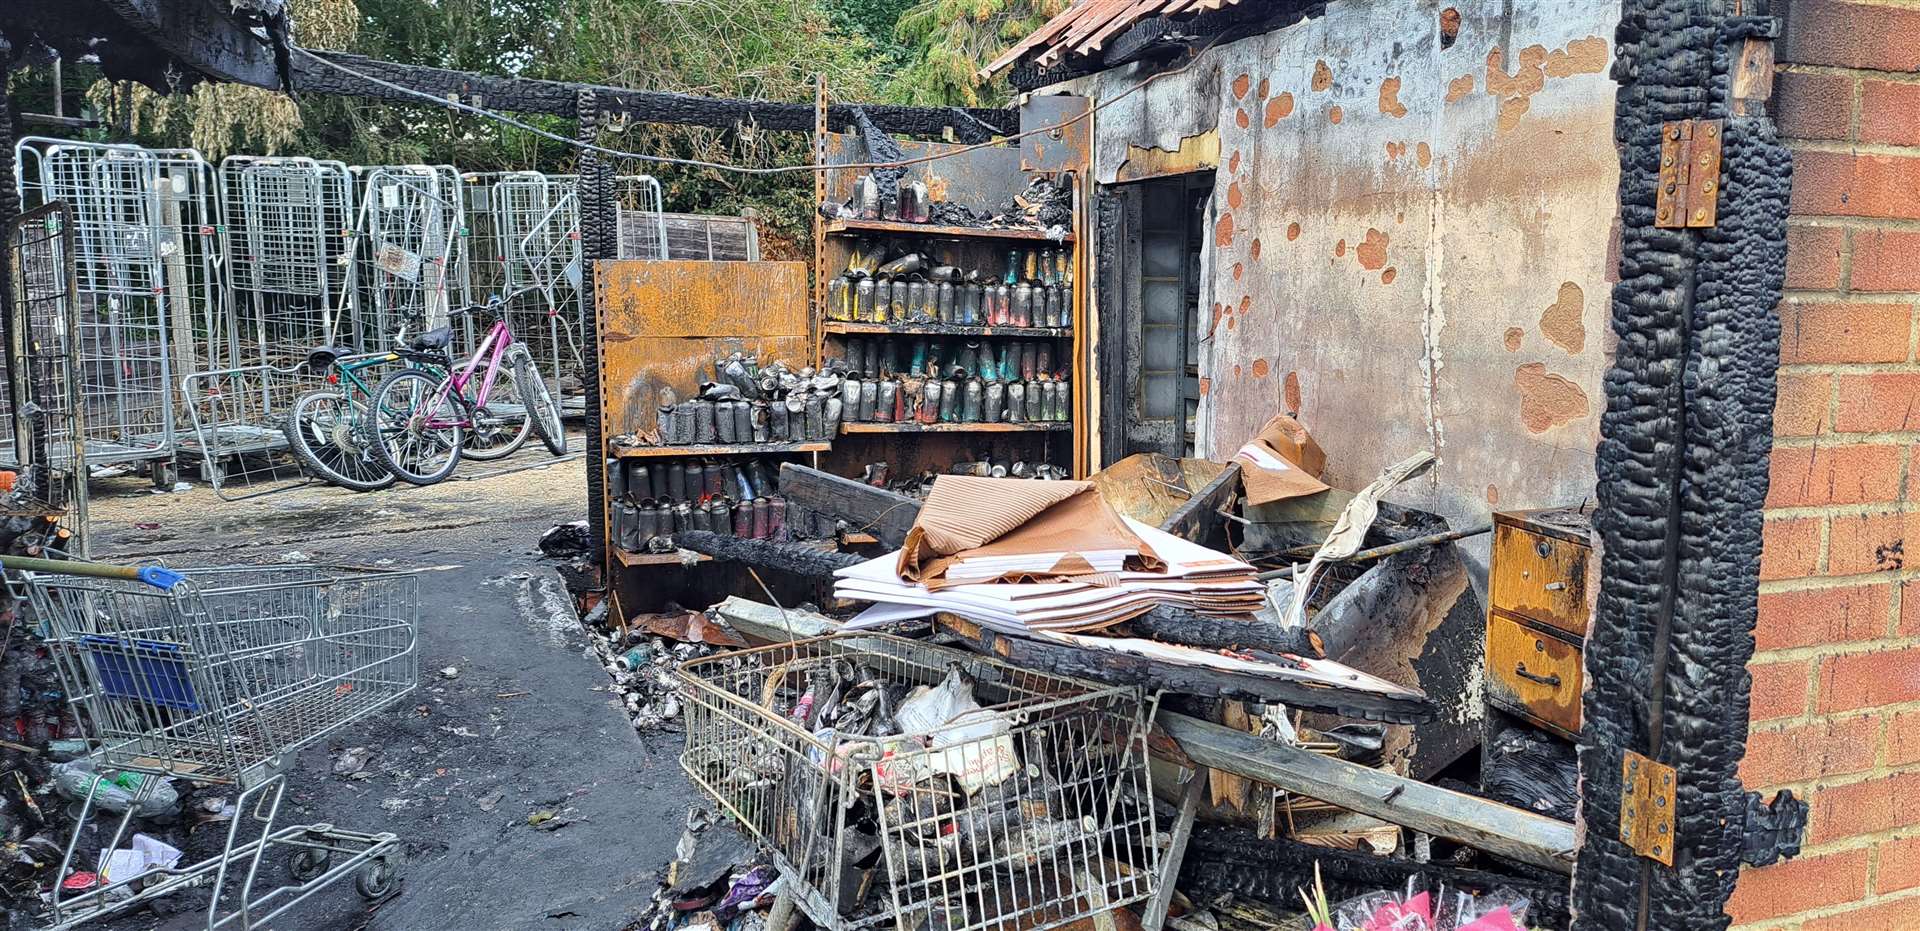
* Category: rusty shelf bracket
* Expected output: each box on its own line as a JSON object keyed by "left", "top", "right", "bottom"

{"left": 1656, "top": 119, "right": 1723, "bottom": 229}
{"left": 1619, "top": 750, "right": 1677, "bottom": 866}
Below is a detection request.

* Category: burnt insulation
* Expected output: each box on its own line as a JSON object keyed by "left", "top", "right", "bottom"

{"left": 576, "top": 89, "right": 611, "bottom": 572}
{"left": 1570, "top": 3, "right": 1793, "bottom": 928}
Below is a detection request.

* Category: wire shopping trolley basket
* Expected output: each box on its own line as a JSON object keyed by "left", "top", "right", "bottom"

{"left": 4, "top": 556, "right": 420, "bottom": 930}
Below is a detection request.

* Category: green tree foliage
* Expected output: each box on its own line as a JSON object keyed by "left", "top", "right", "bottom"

{"left": 886, "top": 0, "right": 1069, "bottom": 107}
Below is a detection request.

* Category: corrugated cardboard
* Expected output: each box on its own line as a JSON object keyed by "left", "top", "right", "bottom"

{"left": 897, "top": 476, "right": 1162, "bottom": 587}
{"left": 1235, "top": 414, "right": 1331, "bottom": 505}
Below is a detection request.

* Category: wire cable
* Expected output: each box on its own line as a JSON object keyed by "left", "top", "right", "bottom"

{"left": 292, "top": 40, "right": 1223, "bottom": 177}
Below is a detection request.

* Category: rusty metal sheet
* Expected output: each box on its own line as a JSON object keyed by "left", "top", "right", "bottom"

{"left": 595, "top": 259, "right": 810, "bottom": 438}
{"left": 1021, "top": 95, "right": 1094, "bottom": 173}
{"left": 1090, "top": 452, "right": 1227, "bottom": 527}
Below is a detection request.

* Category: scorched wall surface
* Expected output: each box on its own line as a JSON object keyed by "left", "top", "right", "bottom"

{"left": 1061, "top": 0, "right": 1622, "bottom": 577}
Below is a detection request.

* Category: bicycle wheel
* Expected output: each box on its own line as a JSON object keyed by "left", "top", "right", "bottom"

{"left": 461, "top": 363, "right": 534, "bottom": 462}
{"left": 368, "top": 368, "right": 464, "bottom": 485}
{"left": 511, "top": 347, "right": 567, "bottom": 456}
{"left": 282, "top": 390, "right": 397, "bottom": 492}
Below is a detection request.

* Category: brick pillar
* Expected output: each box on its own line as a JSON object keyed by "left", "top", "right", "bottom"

{"left": 1730, "top": 1, "right": 1920, "bottom": 927}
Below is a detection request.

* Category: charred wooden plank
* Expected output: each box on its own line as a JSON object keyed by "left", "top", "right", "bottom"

{"left": 670, "top": 530, "right": 861, "bottom": 579}
{"left": 1158, "top": 713, "right": 1577, "bottom": 875}
{"left": 1120, "top": 604, "right": 1322, "bottom": 658}
{"left": 932, "top": 615, "right": 1430, "bottom": 724}
{"left": 1158, "top": 461, "right": 1240, "bottom": 547}
{"left": 777, "top": 464, "right": 922, "bottom": 548}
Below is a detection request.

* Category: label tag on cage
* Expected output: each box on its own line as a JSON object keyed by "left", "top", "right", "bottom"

{"left": 375, "top": 243, "right": 423, "bottom": 282}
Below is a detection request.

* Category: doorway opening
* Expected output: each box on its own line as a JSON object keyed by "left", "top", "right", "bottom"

{"left": 1098, "top": 171, "right": 1213, "bottom": 464}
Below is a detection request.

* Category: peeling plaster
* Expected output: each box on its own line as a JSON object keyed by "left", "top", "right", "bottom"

{"left": 1539, "top": 280, "right": 1587, "bottom": 353}
{"left": 1381, "top": 76, "right": 1410, "bottom": 117}
{"left": 1514, "top": 362, "right": 1592, "bottom": 432}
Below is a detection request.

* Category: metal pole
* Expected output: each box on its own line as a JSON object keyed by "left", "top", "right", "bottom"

{"left": 1255, "top": 525, "right": 1492, "bottom": 581}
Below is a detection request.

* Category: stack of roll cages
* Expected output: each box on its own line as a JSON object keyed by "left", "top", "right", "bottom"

{"left": 23, "top": 562, "right": 420, "bottom": 929}
{"left": 12, "top": 136, "right": 673, "bottom": 496}
{"left": 2, "top": 203, "right": 90, "bottom": 556}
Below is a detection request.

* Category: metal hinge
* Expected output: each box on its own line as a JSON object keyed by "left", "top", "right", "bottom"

{"left": 1656, "top": 119, "right": 1723, "bottom": 229}
{"left": 1620, "top": 750, "right": 1676, "bottom": 865}
{"left": 1741, "top": 789, "right": 1809, "bottom": 867}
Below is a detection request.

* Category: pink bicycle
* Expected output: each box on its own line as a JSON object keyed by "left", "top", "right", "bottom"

{"left": 366, "top": 297, "right": 567, "bottom": 485}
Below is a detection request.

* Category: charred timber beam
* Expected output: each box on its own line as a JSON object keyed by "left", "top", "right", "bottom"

{"left": 777, "top": 464, "right": 922, "bottom": 548}
{"left": 99, "top": 0, "right": 284, "bottom": 87}
{"left": 1180, "top": 827, "right": 1572, "bottom": 929}
{"left": 291, "top": 52, "right": 1015, "bottom": 139}
{"left": 1122, "top": 604, "right": 1322, "bottom": 658}
{"left": 1157, "top": 462, "right": 1239, "bottom": 547}
{"left": 933, "top": 615, "right": 1428, "bottom": 723}
{"left": 1158, "top": 713, "right": 1577, "bottom": 875}
{"left": 670, "top": 531, "right": 863, "bottom": 579}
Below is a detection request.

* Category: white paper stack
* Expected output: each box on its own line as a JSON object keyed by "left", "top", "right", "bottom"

{"left": 835, "top": 518, "right": 1265, "bottom": 633}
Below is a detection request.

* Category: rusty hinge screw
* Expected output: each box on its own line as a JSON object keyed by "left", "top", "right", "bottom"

{"left": 1706, "top": 123, "right": 1718, "bottom": 138}
{"left": 1670, "top": 126, "right": 1682, "bottom": 140}
{"left": 1693, "top": 208, "right": 1707, "bottom": 223}
{"left": 1658, "top": 207, "right": 1671, "bottom": 221}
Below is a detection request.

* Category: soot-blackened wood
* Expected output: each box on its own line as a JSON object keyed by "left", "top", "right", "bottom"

{"left": 1181, "top": 827, "right": 1573, "bottom": 930}
{"left": 1157, "top": 462, "right": 1240, "bottom": 548}
{"left": 777, "top": 464, "right": 923, "bottom": 548}
{"left": 291, "top": 52, "right": 1013, "bottom": 139}
{"left": 671, "top": 530, "right": 862, "bottom": 579}
{"left": 933, "top": 615, "right": 1431, "bottom": 724}
{"left": 1121, "top": 604, "right": 1321, "bottom": 658}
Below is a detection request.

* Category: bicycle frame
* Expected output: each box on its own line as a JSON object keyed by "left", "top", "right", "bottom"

{"left": 423, "top": 318, "right": 515, "bottom": 429}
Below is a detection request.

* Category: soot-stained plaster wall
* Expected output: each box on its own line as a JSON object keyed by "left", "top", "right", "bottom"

{"left": 1054, "top": 0, "right": 1623, "bottom": 581}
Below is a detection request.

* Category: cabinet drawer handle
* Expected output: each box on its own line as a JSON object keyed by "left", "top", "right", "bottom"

{"left": 1544, "top": 581, "right": 1568, "bottom": 592}
{"left": 1515, "top": 663, "right": 1562, "bottom": 688}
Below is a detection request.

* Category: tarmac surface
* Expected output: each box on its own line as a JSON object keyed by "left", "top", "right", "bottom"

{"left": 81, "top": 437, "right": 696, "bottom": 931}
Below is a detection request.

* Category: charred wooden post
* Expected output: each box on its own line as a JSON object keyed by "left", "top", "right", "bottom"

{"left": 577, "top": 89, "right": 612, "bottom": 573}
{"left": 671, "top": 531, "right": 863, "bottom": 579}
{"left": 1159, "top": 462, "right": 1240, "bottom": 547}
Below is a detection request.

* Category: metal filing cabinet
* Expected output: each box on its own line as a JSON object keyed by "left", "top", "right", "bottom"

{"left": 1485, "top": 508, "right": 1597, "bottom": 740}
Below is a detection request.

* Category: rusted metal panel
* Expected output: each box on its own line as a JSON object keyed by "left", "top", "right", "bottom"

{"left": 1020, "top": 94, "right": 1093, "bottom": 173}
{"left": 594, "top": 259, "right": 809, "bottom": 438}
{"left": 1058, "top": 0, "right": 1620, "bottom": 589}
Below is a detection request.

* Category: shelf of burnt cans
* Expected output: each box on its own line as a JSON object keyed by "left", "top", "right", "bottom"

{"left": 624, "top": 355, "right": 847, "bottom": 448}
{"left": 835, "top": 336, "right": 1070, "bottom": 427}
{"left": 609, "top": 457, "right": 848, "bottom": 559}
{"left": 823, "top": 239, "right": 1074, "bottom": 331}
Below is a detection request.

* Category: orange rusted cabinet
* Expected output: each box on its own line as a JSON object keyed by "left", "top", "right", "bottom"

{"left": 1489, "top": 516, "right": 1593, "bottom": 638}
{"left": 1485, "top": 611, "right": 1585, "bottom": 739}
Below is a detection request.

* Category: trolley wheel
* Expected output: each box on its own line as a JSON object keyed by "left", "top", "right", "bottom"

{"left": 288, "top": 847, "right": 330, "bottom": 883}
{"left": 149, "top": 461, "right": 177, "bottom": 489}
{"left": 354, "top": 859, "right": 397, "bottom": 899}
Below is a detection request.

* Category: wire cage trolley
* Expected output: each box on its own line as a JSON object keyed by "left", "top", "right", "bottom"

{"left": 678, "top": 634, "right": 1160, "bottom": 931}
{"left": 14, "top": 558, "right": 420, "bottom": 929}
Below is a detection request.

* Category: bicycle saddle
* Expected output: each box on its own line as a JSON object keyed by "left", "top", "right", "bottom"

{"left": 409, "top": 327, "right": 452, "bottom": 351}
{"left": 303, "top": 345, "right": 354, "bottom": 372}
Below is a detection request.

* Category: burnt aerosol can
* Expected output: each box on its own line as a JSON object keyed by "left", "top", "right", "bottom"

{"left": 901, "top": 376, "right": 924, "bottom": 422}
{"left": 1018, "top": 342, "right": 1036, "bottom": 381}
{"left": 992, "top": 284, "right": 1013, "bottom": 326}
{"left": 1036, "top": 343, "right": 1054, "bottom": 377}
{"left": 804, "top": 392, "right": 826, "bottom": 440}
{"left": 844, "top": 338, "right": 866, "bottom": 377}
{"left": 769, "top": 396, "right": 791, "bottom": 440}
{"left": 855, "top": 175, "right": 882, "bottom": 219}
{"left": 607, "top": 459, "right": 626, "bottom": 500}
{"left": 1025, "top": 380, "right": 1045, "bottom": 422}
{"left": 752, "top": 498, "right": 772, "bottom": 540}
{"left": 857, "top": 379, "right": 878, "bottom": 422}
{"left": 644, "top": 462, "right": 666, "bottom": 501}
{"left": 666, "top": 462, "right": 688, "bottom": 503}
{"left": 1043, "top": 284, "right": 1063, "bottom": 328}
{"left": 714, "top": 402, "right": 738, "bottom": 444}
{"left": 672, "top": 501, "right": 693, "bottom": 534}
{"left": 732, "top": 500, "right": 754, "bottom": 537}
{"left": 962, "top": 379, "right": 984, "bottom": 422}
{"left": 784, "top": 396, "right": 806, "bottom": 439}
{"left": 617, "top": 502, "right": 640, "bottom": 552}
{"left": 767, "top": 496, "right": 787, "bottom": 539}
{"left": 995, "top": 343, "right": 1016, "bottom": 382}
{"left": 962, "top": 283, "right": 984, "bottom": 326}
{"left": 886, "top": 279, "right": 907, "bottom": 323}
{"left": 733, "top": 401, "right": 753, "bottom": 441}
{"left": 1011, "top": 282, "right": 1034, "bottom": 328}
{"left": 876, "top": 380, "right": 898, "bottom": 423}
{"left": 1006, "top": 382, "right": 1026, "bottom": 423}
{"left": 750, "top": 401, "right": 769, "bottom": 442}
{"left": 702, "top": 463, "right": 725, "bottom": 498}
{"left": 984, "top": 382, "right": 1005, "bottom": 423}
{"left": 840, "top": 379, "right": 862, "bottom": 421}
{"left": 824, "top": 392, "right": 843, "bottom": 435}
{"left": 693, "top": 400, "right": 718, "bottom": 444}
{"left": 854, "top": 277, "right": 875, "bottom": 322}
{"left": 939, "top": 376, "right": 960, "bottom": 422}
{"left": 827, "top": 275, "right": 852, "bottom": 321}
{"left": 921, "top": 380, "right": 943, "bottom": 424}
{"left": 955, "top": 343, "right": 977, "bottom": 378}
{"left": 936, "top": 282, "right": 955, "bottom": 323}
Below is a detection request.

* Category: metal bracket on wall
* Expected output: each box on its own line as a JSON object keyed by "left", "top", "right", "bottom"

{"left": 1656, "top": 119, "right": 1723, "bottom": 229}
{"left": 1739, "top": 788, "right": 1809, "bottom": 867}
{"left": 1620, "top": 750, "right": 1677, "bottom": 866}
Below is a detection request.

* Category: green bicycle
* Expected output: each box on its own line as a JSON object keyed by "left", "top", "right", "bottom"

{"left": 282, "top": 327, "right": 534, "bottom": 491}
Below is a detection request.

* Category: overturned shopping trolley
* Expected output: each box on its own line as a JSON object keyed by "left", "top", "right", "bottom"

{"left": 11, "top": 557, "right": 419, "bottom": 930}
{"left": 678, "top": 634, "right": 1160, "bottom": 931}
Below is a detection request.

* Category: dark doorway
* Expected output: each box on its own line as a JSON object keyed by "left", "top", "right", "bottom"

{"left": 1098, "top": 172, "right": 1212, "bottom": 464}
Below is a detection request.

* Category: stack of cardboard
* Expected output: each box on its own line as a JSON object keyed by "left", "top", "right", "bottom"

{"left": 833, "top": 476, "right": 1263, "bottom": 632}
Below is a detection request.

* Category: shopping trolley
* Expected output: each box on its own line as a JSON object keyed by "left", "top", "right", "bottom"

{"left": 5, "top": 556, "right": 420, "bottom": 930}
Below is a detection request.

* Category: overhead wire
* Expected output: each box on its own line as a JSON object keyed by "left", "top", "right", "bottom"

{"left": 291, "top": 37, "right": 1226, "bottom": 177}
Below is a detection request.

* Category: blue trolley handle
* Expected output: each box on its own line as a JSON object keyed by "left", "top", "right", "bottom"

{"left": 0, "top": 556, "right": 186, "bottom": 591}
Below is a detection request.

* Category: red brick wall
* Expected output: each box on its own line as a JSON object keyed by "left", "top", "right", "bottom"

{"left": 1730, "top": 1, "right": 1920, "bottom": 927}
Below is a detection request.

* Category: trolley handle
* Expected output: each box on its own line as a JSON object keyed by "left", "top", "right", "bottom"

{"left": 0, "top": 556, "right": 185, "bottom": 591}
